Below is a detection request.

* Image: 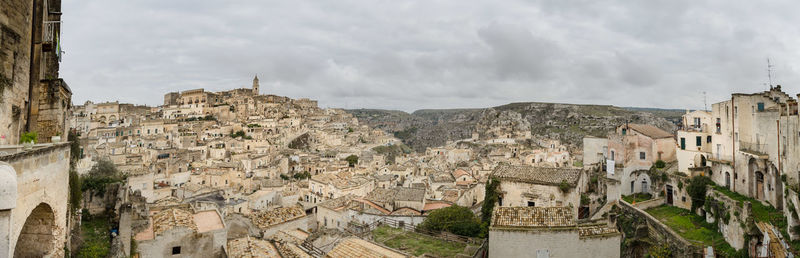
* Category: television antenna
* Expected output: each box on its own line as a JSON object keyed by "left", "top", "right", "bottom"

{"left": 767, "top": 58, "right": 775, "bottom": 88}
{"left": 703, "top": 91, "right": 707, "bottom": 111}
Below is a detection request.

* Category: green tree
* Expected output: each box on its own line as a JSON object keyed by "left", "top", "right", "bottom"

{"left": 345, "top": 155, "right": 359, "bottom": 167}
{"left": 81, "top": 159, "right": 123, "bottom": 196}
{"left": 480, "top": 177, "right": 500, "bottom": 237}
{"left": 419, "top": 205, "right": 481, "bottom": 237}
{"left": 68, "top": 131, "right": 82, "bottom": 213}
{"left": 687, "top": 176, "right": 711, "bottom": 212}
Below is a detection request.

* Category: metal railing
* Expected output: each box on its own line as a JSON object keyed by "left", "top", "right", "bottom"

{"left": 43, "top": 21, "right": 60, "bottom": 43}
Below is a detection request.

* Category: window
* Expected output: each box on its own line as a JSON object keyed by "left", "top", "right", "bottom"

{"left": 707, "top": 136, "right": 712, "bottom": 143}
{"left": 639, "top": 152, "right": 646, "bottom": 160}
{"left": 696, "top": 136, "right": 702, "bottom": 146}
{"left": 680, "top": 138, "right": 686, "bottom": 150}
{"left": 757, "top": 102, "right": 764, "bottom": 112}
{"left": 622, "top": 129, "right": 627, "bottom": 135}
{"left": 716, "top": 118, "right": 721, "bottom": 133}
{"left": 172, "top": 246, "right": 181, "bottom": 255}
{"left": 528, "top": 201, "right": 535, "bottom": 207}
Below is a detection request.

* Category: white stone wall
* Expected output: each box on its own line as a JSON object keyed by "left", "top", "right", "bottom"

{"left": 488, "top": 229, "right": 620, "bottom": 258}
{"left": 498, "top": 181, "right": 580, "bottom": 218}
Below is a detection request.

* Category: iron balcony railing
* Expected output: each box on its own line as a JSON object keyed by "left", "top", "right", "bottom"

{"left": 43, "top": 21, "right": 60, "bottom": 43}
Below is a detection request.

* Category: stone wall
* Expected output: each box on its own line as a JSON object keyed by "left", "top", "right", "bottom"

{"left": 488, "top": 228, "right": 620, "bottom": 258}
{"left": 260, "top": 215, "right": 312, "bottom": 238}
{"left": 705, "top": 188, "right": 751, "bottom": 250}
{"left": 1, "top": 143, "right": 70, "bottom": 257}
{"left": 615, "top": 201, "right": 700, "bottom": 257}
{"left": 0, "top": 0, "right": 34, "bottom": 145}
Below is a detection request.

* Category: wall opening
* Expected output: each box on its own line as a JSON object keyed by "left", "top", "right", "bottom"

{"left": 14, "top": 203, "right": 56, "bottom": 257}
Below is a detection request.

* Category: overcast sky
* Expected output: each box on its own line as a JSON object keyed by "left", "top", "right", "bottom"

{"left": 61, "top": 0, "right": 800, "bottom": 112}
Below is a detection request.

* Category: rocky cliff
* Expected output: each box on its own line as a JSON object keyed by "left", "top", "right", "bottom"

{"left": 347, "top": 102, "right": 682, "bottom": 152}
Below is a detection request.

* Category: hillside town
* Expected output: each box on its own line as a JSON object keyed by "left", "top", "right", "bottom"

{"left": 3, "top": 0, "right": 800, "bottom": 258}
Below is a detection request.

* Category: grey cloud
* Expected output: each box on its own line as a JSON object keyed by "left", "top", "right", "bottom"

{"left": 61, "top": 0, "right": 800, "bottom": 111}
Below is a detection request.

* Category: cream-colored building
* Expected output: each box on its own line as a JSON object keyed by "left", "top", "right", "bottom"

{"left": 492, "top": 165, "right": 585, "bottom": 218}
{"left": 488, "top": 206, "right": 621, "bottom": 258}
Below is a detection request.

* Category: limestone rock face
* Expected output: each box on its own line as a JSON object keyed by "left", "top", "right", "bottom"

{"left": 347, "top": 102, "right": 679, "bottom": 152}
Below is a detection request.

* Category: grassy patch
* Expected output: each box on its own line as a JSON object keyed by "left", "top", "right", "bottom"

{"left": 645, "top": 205, "right": 736, "bottom": 254}
{"left": 371, "top": 226, "right": 472, "bottom": 257}
{"left": 622, "top": 193, "right": 653, "bottom": 204}
{"left": 77, "top": 215, "right": 111, "bottom": 258}
{"left": 711, "top": 185, "right": 800, "bottom": 252}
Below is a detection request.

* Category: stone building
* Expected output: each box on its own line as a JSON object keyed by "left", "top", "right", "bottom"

{"left": 488, "top": 206, "right": 620, "bottom": 258}
{"left": 134, "top": 207, "right": 227, "bottom": 257}
{"left": 676, "top": 110, "right": 714, "bottom": 175}
{"left": 699, "top": 86, "right": 795, "bottom": 211}
{"left": 492, "top": 165, "right": 585, "bottom": 218}
{"left": 1, "top": 0, "right": 71, "bottom": 145}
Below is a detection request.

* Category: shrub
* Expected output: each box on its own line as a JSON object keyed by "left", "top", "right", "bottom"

{"left": 480, "top": 177, "right": 500, "bottom": 237}
{"left": 419, "top": 205, "right": 481, "bottom": 237}
{"left": 345, "top": 155, "right": 359, "bottom": 167}
{"left": 654, "top": 160, "right": 666, "bottom": 169}
{"left": 687, "top": 176, "right": 712, "bottom": 212}
{"left": 81, "top": 159, "right": 123, "bottom": 196}
{"left": 19, "top": 131, "right": 37, "bottom": 144}
{"left": 559, "top": 180, "right": 571, "bottom": 192}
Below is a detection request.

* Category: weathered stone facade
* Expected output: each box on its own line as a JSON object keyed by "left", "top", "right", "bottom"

{"left": 0, "top": 143, "right": 71, "bottom": 257}
{"left": 0, "top": 0, "right": 70, "bottom": 145}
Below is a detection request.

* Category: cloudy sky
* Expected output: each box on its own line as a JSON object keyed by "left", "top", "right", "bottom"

{"left": 61, "top": 0, "right": 800, "bottom": 112}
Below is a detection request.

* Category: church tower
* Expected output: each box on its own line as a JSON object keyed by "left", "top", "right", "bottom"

{"left": 252, "top": 75, "right": 259, "bottom": 95}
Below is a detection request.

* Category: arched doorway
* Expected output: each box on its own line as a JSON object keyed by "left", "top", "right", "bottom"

{"left": 755, "top": 171, "right": 765, "bottom": 200}
{"left": 15, "top": 203, "right": 56, "bottom": 257}
{"left": 725, "top": 172, "right": 731, "bottom": 189}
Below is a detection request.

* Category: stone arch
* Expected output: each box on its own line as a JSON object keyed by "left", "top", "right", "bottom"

{"left": 725, "top": 172, "right": 731, "bottom": 189}
{"left": 693, "top": 153, "right": 706, "bottom": 167}
{"left": 15, "top": 203, "right": 57, "bottom": 257}
{"left": 755, "top": 171, "right": 765, "bottom": 200}
{"left": 109, "top": 115, "right": 116, "bottom": 121}
{"left": 748, "top": 158, "right": 759, "bottom": 197}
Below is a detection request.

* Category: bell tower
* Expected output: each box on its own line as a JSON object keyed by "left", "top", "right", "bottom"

{"left": 252, "top": 74, "right": 259, "bottom": 95}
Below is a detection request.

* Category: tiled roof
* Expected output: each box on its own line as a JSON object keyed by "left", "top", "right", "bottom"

{"left": 365, "top": 188, "right": 425, "bottom": 204}
{"left": 325, "top": 238, "right": 406, "bottom": 258}
{"left": 251, "top": 207, "right": 305, "bottom": 229}
{"left": 275, "top": 242, "right": 313, "bottom": 258}
{"left": 492, "top": 165, "right": 581, "bottom": 186}
{"left": 577, "top": 224, "right": 620, "bottom": 238}
{"left": 318, "top": 195, "right": 355, "bottom": 210}
{"left": 626, "top": 124, "right": 673, "bottom": 139}
{"left": 227, "top": 237, "right": 281, "bottom": 258}
{"left": 491, "top": 206, "right": 575, "bottom": 228}
{"left": 152, "top": 208, "right": 197, "bottom": 236}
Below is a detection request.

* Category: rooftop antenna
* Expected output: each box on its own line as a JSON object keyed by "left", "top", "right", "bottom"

{"left": 767, "top": 58, "right": 774, "bottom": 88}
{"left": 703, "top": 91, "right": 707, "bottom": 111}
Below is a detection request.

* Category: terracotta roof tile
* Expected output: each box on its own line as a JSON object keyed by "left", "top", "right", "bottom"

{"left": 492, "top": 165, "right": 581, "bottom": 186}
{"left": 491, "top": 206, "right": 575, "bottom": 228}
{"left": 325, "top": 238, "right": 406, "bottom": 258}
